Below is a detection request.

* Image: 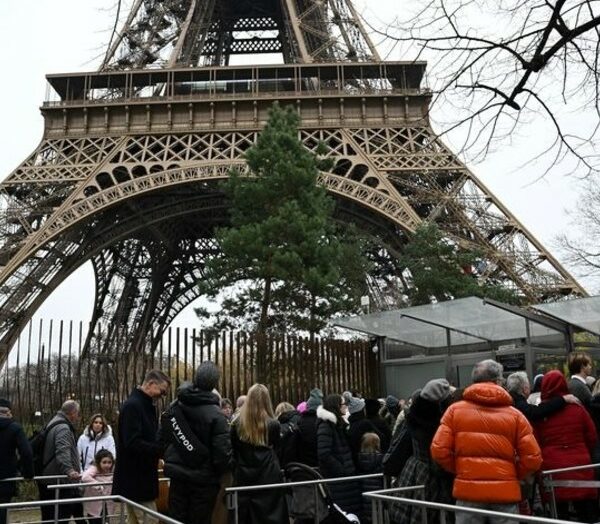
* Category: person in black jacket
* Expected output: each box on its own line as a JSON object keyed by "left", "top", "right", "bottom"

{"left": 365, "top": 398, "right": 391, "bottom": 452}
{"left": 392, "top": 379, "right": 454, "bottom": 524}
{"left": 296, "top": 388, "right": 322, "bottom": 467}
{"left": 317, "top": 394, "right": 362, "bottom": 519}
{"left": 357, "top": 432, "right": 383, "bottom": 524}
{"left": 275, "top": 402, "right": 300, "bottom": 467}
{"left": 506, "top": 371, "right": 579, "bottom": 423}
{"left": 159, "top": 362, "right": 232, "bottom": 524}
{"left": 112, "top": 370, "right": 170, "bottom": 524}
{"left": 346, "top": 394, "right": 381, "bottom": 463}
{"left": 230, "top": 383, "right": 288, "bottom": 524}
{"left": 0, "top": 399, "right": 33, "bottom": 524}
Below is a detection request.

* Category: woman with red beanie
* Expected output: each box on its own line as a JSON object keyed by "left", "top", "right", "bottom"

{"left": 535, "top": 369, "right": 598, "bottom": 522}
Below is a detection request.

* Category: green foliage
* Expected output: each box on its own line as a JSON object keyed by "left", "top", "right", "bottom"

{"left": 198, "top": 103, "right": 370, "bottom": 340}
{"left": 399, "top": 223, "right": 520, "bottom": 305}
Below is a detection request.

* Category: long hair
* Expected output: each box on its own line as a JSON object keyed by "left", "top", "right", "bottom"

{"left": 87, "top": 413, "right": 108, "bottom": 438}
{"left": 237, "top": 384, "right": 275, "bottom": 446}
{"left": 323, "top": 394, "right": 344, "bottom": 426}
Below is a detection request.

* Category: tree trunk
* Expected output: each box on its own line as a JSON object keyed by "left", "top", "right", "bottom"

{"left": 256, "top": 274, "right": 272, "bottom": 383}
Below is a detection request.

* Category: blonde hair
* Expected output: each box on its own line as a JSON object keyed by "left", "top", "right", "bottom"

{"left": 237, "top": 384, "right": 275, "bottom": 446}
{"left": 361, "top": 432, "right": 381, "bottom": 453}
{"left": 275, "top": 402, "right": 295, "bottom": 418}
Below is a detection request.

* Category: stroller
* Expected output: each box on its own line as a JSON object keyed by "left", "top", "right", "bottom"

{"left": 284, "top": 462, "right": 360, "bottom": 524}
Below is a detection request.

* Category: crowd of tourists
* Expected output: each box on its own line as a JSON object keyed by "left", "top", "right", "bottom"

{"left": 1, "top": 352, "right": 600, "bottom": 524}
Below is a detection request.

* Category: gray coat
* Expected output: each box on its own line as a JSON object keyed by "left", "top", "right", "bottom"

{"left": 42, "top": 412, "right": 80, "bottom": 480}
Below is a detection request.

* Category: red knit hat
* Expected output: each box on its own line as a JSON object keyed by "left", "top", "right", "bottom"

{"left": 541, "top": 369, "right": 568, "bottom": 401}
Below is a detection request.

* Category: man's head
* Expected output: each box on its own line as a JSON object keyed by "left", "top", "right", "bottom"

{"left": 506, "top": 371, "right": 530, "bottom": 397}
{"left": 61, "top": 400, "right": 81, "bottom": 424}
{"left": 472, "top": 359, "right": 504, "bottom": 384}
{"left": 568, "top": 352, "right": 593, "bottom": 377}
{"left": 140, "top": 370, "right": 171, "bottom": 399}
{"left": 0, "top": 398, "right": 12, "bottom": 418}
{"left": 194, "top": 361, "right": 220, "bottom": 391}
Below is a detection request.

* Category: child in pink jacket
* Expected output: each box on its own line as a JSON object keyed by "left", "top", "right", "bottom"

{"left": 81, "top": 449, "right": 115, "bottom": 524}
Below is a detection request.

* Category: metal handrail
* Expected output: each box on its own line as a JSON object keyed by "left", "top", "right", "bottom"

{"left": 0, "top": 475, "right": 67, "bottom": 482}
{"left": 364, "top": 488, "right": 575, "bottom": 524}
{"left": 0, "top": 494, "right": 182, "bottom": 524}
{"left": 225, "top": 472, "right": 383, "bottom": 493}
{"left": 0, "top": 469, "right": 164, "bottom": 483}
{"left": 47, "top": 478, "right": 169, "bottom": 490}
{"left": 225, "top": 472, "right": 384, "bottom": 524}
{"left": 539, "top": 461, "right": 600, "bottom": 518}
{"left": 542, "top": 462, "right": 600, "bottom": 475}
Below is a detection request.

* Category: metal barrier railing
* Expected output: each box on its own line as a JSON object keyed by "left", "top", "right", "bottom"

{"left": 0, "top": 475, "right": 68, "bottom": 483}
{"left": 225, "top": 472, "right": 385, "bottom": 524}
{"left": 364, "top": 487, "right": 576, "bottom": 524}
{"left": 0, "top": 494, "right": 181, "bottom": 524}
{"left": 540, "top": 462, "right": 600, "bottom": 519}
{"left": 0, "top": 470, "right": 164, "bottom": 484}
{"left": 45, "top": 479, "right": 169, "bottom": 524}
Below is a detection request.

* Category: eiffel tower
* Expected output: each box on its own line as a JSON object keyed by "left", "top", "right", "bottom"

{"left": 0, "top": 0, "right": 585, "bottom": 365}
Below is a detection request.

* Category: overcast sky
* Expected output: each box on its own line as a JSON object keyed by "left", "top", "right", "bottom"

{"left": 0, "top": 1, "right": 588, "bottom": 328}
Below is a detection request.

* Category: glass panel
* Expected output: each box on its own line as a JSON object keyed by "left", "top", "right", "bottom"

{"left": 402, "top": 297, "right": 560, "bottom": 342}
{"left": 533, "top": 296, "right": 600, "bottom": 335}
{"left": 335, "top": 308, "right": 482, "bottom": 348}
{"left": 335, "top": 296, "right": 563, "bottom": 349}
{"left": 384, "top": 359, "right": 447, "bottom": 399}
{"left": 456, "top": 364, "right": 475, "bottom": 388}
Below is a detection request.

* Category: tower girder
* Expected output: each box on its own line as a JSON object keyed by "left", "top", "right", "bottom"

{"left": 0, "top": 2, "right": 586, "bottom": 365}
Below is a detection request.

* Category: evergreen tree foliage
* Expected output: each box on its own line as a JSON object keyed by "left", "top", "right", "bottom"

{"left": 399, "top": 223, "right": 520, "bottom": 305}
{"left": 198, "top": 104, "right": 370, "bottom": 347}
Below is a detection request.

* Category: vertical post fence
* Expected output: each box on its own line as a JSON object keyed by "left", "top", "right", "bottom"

{"left": 0, "top": 320, "right": 379, "bottom": 426}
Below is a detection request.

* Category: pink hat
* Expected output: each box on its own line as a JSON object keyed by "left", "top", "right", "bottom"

{"left": 296, "top": 401, "right": 308, "bottom": 413}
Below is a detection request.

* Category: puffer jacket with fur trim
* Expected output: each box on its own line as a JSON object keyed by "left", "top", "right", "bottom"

{"left": 316, "top": 405, "right": 362, "bottom": 518}
{"left": 77, "top": 426, "right": 116, "bottom": 471}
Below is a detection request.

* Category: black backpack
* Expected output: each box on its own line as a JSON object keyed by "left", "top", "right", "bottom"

{"left": 30, "top": 420, "right": 68, "bottom": 476}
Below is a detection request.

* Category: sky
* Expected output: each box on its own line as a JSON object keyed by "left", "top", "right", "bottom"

{"left": 0, "top": 1, "right": 589, "bottom": 330}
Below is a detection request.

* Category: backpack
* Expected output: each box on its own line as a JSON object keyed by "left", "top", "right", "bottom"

{"left": 382, "top": 418, "right": 413, "bottom": 476}
{"left": 30, "top": 420, "right": 68, "bottom": 476}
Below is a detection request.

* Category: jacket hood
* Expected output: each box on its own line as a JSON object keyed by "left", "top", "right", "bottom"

{"left": 0, "top": 417, "right": 13, "bottom": 429}
{"left": 406, "top": 395, "right": 443, "bottom": 430}
{"left": 348, "top": 410, "right": 366, "bottom": 423}
{"left": 84, "top": 425, "right": 113, "bottom": 439}
{"left": 177, "top": 384, "right": 220, "bottom": 406}
{"left": 463, "top": 382, "right": 513, "bottom": 406}
{"left": 317, "top": 405, "right": 338, "bottom": 424}
{"left": 278, "top": 410, "right": 300, "bottom": 424}
{"left": 541, "top": 369, "right": 569, "bottom": 400}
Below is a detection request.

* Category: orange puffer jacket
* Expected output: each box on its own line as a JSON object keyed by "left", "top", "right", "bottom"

{"left": 430, "top": 382, "right": 542, "bottom": 503}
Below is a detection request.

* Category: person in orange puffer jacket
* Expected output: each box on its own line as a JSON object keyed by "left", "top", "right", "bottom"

{"left": 430, "top": 359, "right": 542, "bottom": 524}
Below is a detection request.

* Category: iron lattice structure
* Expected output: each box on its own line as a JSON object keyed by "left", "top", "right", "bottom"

{"left": 0, "top": 0, "right": 585, "bottom": 364}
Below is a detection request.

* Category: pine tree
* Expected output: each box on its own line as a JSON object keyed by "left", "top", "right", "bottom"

{"left": 199, "top": 104, "right": 369, "bottom": 378}
{"left": 399, "top": 223, "right": 520, "bottom": 305}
